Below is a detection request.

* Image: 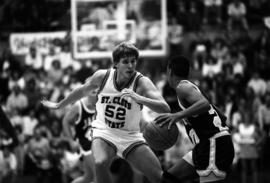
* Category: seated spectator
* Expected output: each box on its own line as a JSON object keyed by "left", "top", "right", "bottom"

{"left": 189, "top": 32, "right": 211, "bottom": 70}
{"left": 21, "top": 110, "right": 39, "bottom": 139}
{"left": 247, "top": 72, "right": 267, "bottom": 97}
{"left": 43, "top": 46, "right": 61, "bottom": 72}
{"left": 231, "top": 51, "right": 246, "bottom": 77}
{"left": 24, "top": 46, "right": 43, "bottom": 72}
{"left": 47, "top": 59, "right": 64, "bottom": 85}
{"left": 8, "top": 71, "right": 25, "bottom": 92}
{"left": 0, "top": 144, "right": 17, "bottom": 183}
{"left": 6, "top": 84, "right": 28, "bottom": 114}
{"left": 24, "top": 77, "right": 42, "bottom": 112}
{"left": 60, "top": 141, "right": 82, "bottom": 183}
{"left": 227, "top": 0, "right": 249, "bottom": 31}
{"left": 233, "top": 114, "right": 263, "bottom": 183}
{"left": 168, "top": 17, "right": 184, "bottom": 55}
{"left": 202, "top": 56, "right": 223, "bottom": 78}
{"left": 24, "top": 126, "right": 51, "bottom": 176}
{"left": 210, "top": 37, "right": 229, "bottom": 61}
{"left": 203, "top": 0, "right": 223, "bottom": 24}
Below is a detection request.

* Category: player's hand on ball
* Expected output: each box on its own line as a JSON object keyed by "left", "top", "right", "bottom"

{"left": 41, "top": 99, "right": 59, "bottom": 109}
{"left": 120, "top": 88, "right": 141, "bottom": 103}
{"left": 155, "top": 113, "right": 180, "bottom": 129}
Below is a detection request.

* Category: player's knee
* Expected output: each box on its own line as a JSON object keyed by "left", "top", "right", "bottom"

{"left": 93, "top": 155, "right": 111, "bottom": 169}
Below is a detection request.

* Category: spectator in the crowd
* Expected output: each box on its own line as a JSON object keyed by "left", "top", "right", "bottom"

{"left": 24, "top": 126, "right": 51, "bottom": 176}
{"left": 13, "top": 126, "right": 25, "bottom": 176}
{"left": 74, "top": 60, "right": 94, "bottom": 83}
{"left": 43, "top": 46, "right": 61, "bottom": 72}
{"left": 21, "top": 109, "right": 39, "bottom": 139}
{"left": 247, "top": 72, "right": 267, "bottom": 97}
{"left": 227, "top": 0, "right": 249, "bottom": 31}
{"left": 233, "top": 110, "right": 263, "bottom": 183}
{"left": 59, "top": 44, "right": 77, "bottom": 70}
{"left": 8, "top": 70, "right": 25, "bottom": 92}
{"left": 6, "top": 84, "right": 28, "bottom": 114}
{"left": 187, "top": 1, "right": 201, "bottom": 31}
{"left": 202, "top": 56, "right": 223, "bottom": 78}
{"left": 0, "top": 129, "right": 18, "bottom": 183}
{"left": 203, "top": 0, "right": 223, "bottom": 24}
{"left": 189, "top": 31, "right": 212, "bottom": 70}
{"left": 175, "top": 1, "right": 188, "bottom": 28}
{"left": 0, "top": 144, "right": 17, "bottom": 183}
{"left": 254, "top": 49, "right": 270, "bottom": 80}
{"left": 231, "top": 52, "right": 246, "bottom": 77}
{"left": 60, "top": 141, "right": 82, "bottom": 183}
{"left": 47, "top": 59, "right": 64, "bottom": 85}
{"left": 210, "top": 37, "right": 229, "bottom": 62}
{"left": 255, "top": 19, "right": 270, "bottom": 53}
{"left": 24, "top": 46, "right": 43, "bottom": 72}
{"left": 24, "top": 77, "right": 42, "bottom": 112}
{"left": 244, "top": 86, "right": 262, "bottom": 122}
{"left": 81, "top": 2, "right": 116, "bottom": 29}
{"left": 168, "top": 17, "right": 184, "bottom": 55}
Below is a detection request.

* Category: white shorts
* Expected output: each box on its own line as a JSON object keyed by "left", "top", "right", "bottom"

{"left": 92, "top": 128, "right": 146, "bottom": 158}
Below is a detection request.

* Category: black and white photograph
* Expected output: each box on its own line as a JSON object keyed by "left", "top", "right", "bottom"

{"left": 0, "top": 0, "right": 270, "bottom": 183}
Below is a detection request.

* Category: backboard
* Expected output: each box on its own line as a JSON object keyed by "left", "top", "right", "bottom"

{"left": 71, "top": 0, "right": 167, "bottom": 59}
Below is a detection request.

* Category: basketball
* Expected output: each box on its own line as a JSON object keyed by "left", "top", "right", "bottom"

{"left": 143, "top": 117, "right": 179, "bottom": 151}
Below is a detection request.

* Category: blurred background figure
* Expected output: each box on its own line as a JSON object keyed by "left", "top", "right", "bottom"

{"left": 227, "top": 0, "right": 249, "bottom": 31}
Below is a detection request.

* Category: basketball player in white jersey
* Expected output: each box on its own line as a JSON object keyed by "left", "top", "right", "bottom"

{"left": 41, "top": 42, "right": 180, "bottom": 183}
{"left": 62, "top": 89, "right": 97, "bottom": 183}
{"left": 156, "top": 55, "right": 235, "bottom": 183}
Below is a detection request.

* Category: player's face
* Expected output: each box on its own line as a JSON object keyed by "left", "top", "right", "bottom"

{"left": 116, "top": 55, "right": 137, "bottom": 79}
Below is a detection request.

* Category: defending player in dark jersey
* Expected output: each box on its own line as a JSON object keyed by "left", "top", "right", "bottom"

{"left": 156, "top": 55, "right": 235, "bottom": 183}
{"left": 62, "top": 91, "right": 97, "bottom": 183}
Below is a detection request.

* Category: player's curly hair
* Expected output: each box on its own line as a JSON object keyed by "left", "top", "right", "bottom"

{"left": 167, "top": 55, "right": 190, "bottom": 78}
{"left": 112, "top": 42, "right": 139, "bottom": 64}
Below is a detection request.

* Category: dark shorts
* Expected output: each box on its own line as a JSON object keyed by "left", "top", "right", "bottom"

{"left": 184, "top": 134, "right": 235, "bottom": 182}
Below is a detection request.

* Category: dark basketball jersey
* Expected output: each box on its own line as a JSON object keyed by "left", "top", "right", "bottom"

{"left": 178, "top": 80, "right": 229, "bottom": 144}
{"left": 74, "top": 100, "right": 95, "bottom": 151}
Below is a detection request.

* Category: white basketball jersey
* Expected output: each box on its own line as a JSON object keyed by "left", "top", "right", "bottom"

{"left": 92, "top": 68, "right": 143, "bottom": 132}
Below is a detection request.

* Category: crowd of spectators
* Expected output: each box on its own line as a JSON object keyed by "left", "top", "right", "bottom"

{"left": 1, "top": 0, "right": 270, "bottom": 183}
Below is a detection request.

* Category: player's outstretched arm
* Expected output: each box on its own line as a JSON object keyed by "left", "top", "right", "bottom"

{"left": 41, "top": 70, "right": 106, "bottom": 110}
{"left": 121, "top": 76, "right": 170, "bottom": 113}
